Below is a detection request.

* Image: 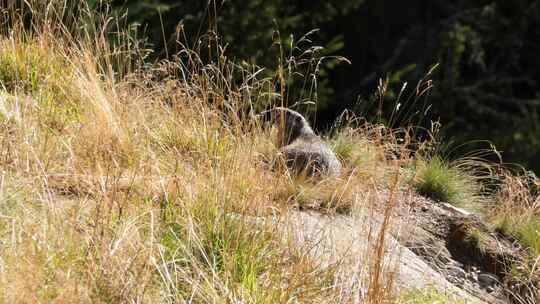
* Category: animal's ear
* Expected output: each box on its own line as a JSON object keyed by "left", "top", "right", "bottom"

{"left": 259, "top": 108, "right": 291, "bottom": 128}
{"left": 287, "top": 112, "right": 302, "bottom": 130}
{"left": 260, "top": 109, "right": 276, "bottom": 126}
{"left": 260, "top": 109, "right": 270, "bottom": 122}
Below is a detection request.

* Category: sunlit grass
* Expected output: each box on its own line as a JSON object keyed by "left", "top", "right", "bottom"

{"left": 494, "top": 215, "right": 540, "bottom": 256}
{"left": 490, "top": 172, "right": 540, "bottom": 256}
{"left": 412, "top": 156, "right": 484, "bottom": 207}
{"left": 0, "top": 1, "right": 408, "bottom": 302}
{"left": 1, "top": 0, "right": 539, "bottom": 303}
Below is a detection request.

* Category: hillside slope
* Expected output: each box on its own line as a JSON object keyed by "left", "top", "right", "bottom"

{"left": 0, "top": 3, "right": 539, "bottom": 303}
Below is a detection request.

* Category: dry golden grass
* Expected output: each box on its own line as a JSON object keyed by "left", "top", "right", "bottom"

{"left": 1, "top": 1, "right": 539, "bottom": 303}
{"left": 0, "top": 2, "right": 412, "bottom": 303}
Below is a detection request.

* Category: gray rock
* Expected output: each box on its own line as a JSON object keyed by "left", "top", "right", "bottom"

{"left": 280, "top": 211, "right": 491, "bottom": 303}
{"left": 478, "top": 272, "right": 500, "bottom": 291}
{"left": 445, "top": 264, "right": 467, "bottom": 286}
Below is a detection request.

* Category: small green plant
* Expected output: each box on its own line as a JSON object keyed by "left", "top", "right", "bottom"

{"left": 398, "top": 286, "right": 466, "bottom": 304}
{"left": 331, "top": 131, "right": 379, "bottom": 168}
{"left": 465, "top": 227, "right": 489, "bottom": 254}
{"left": 496, "top": 215, "right": 540, "bottom": 256}
{"left": 0, "top": 41, "right": 80, "bottom": 131}
{"left": 515, "top": 217, "right": 540, "bottom": 256}
{"left": 0, "top": 42, "right": 64, "bottom": 93}
{"left": 332, "top": 136, "right": 355, "bottom": 161}
{"left": 413, "top": 157, "right": 479, "bottom": 206}
{"left": 158, "top": 193, "right": 294, "bottom": 303}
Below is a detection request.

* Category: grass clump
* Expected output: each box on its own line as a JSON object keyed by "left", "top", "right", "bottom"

{"left": 486, "top": 171, "right": 540, "bottom": 302}
{"left": 286, "top": 178, "right": 355, "bottom": 214}
{"left": 332, "top": 128, "right": 381, "bottom": 169}
{"left": 465, "top": 227, "right": 489, "bottom": 254}
{"left": 490, "top": 172, "right": 540, "bottom": 256}
{"left": 494, "top": 215, "right": 540, "bottom": 257}
{"left": 515, "top": 217, "right": 540, "bottom": 256}
{"left": 0, "top": 38, "right": 80, "bottom": 131}
{"left": 413, "top": 157, "right": 481, "bottom": 206}
{"left": 159, "top": 204, "right": 283, "bottom": 302}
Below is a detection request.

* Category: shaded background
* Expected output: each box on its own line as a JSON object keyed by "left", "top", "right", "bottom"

{"left": 110, "top": 0, "right": 540, "bottom": 172}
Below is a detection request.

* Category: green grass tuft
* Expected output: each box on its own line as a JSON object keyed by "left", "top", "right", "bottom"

{"left": 158, "top": 194, "right": 286, "bottom": 302}
{"left": 515, "top": 217, "right": 540, "bottom": 256}
{"left": 331, "top": 131, "right": 377, "bottom": 168}
{"left": 465, "top": 227, "right": 489, "bottom": 254}
{"left": 0, "top": 40, "right": 80, "bottom": 131}
{"left": 495, "top": 215, "right": 540, "bottom": 256}
{"left": 413, "top": 157, "right": 479, "bottom": 206}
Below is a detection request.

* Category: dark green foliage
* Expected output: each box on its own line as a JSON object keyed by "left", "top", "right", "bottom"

{"left": 110, "top": 0, "right": 540, "bottom": 173}
{"left": 112, "top": 0, "right": 362, "bottom": 113}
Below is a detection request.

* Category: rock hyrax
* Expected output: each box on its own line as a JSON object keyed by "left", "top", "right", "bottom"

{"left": 262, "top": 107, "right": 342, "bottom": 176}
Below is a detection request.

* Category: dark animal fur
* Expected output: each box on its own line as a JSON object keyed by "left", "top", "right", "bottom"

{"left": 262, "top": 107, "right": 342, "bottom": 176}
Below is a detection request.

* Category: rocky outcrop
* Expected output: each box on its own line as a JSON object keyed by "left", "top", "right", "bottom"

{"left": 283, "top": 210, "right": 508, "bottom": 303}
{"left": 247, "top": 189, "right": 525, "bottom": 303}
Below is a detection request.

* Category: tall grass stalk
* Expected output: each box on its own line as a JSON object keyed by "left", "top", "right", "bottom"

{"left": 0, "top": 1, "right": 410, "bottom": 303}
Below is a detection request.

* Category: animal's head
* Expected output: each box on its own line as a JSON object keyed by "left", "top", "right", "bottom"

{"left": 261, "top": 107, "right": 314, "bottom": 146}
